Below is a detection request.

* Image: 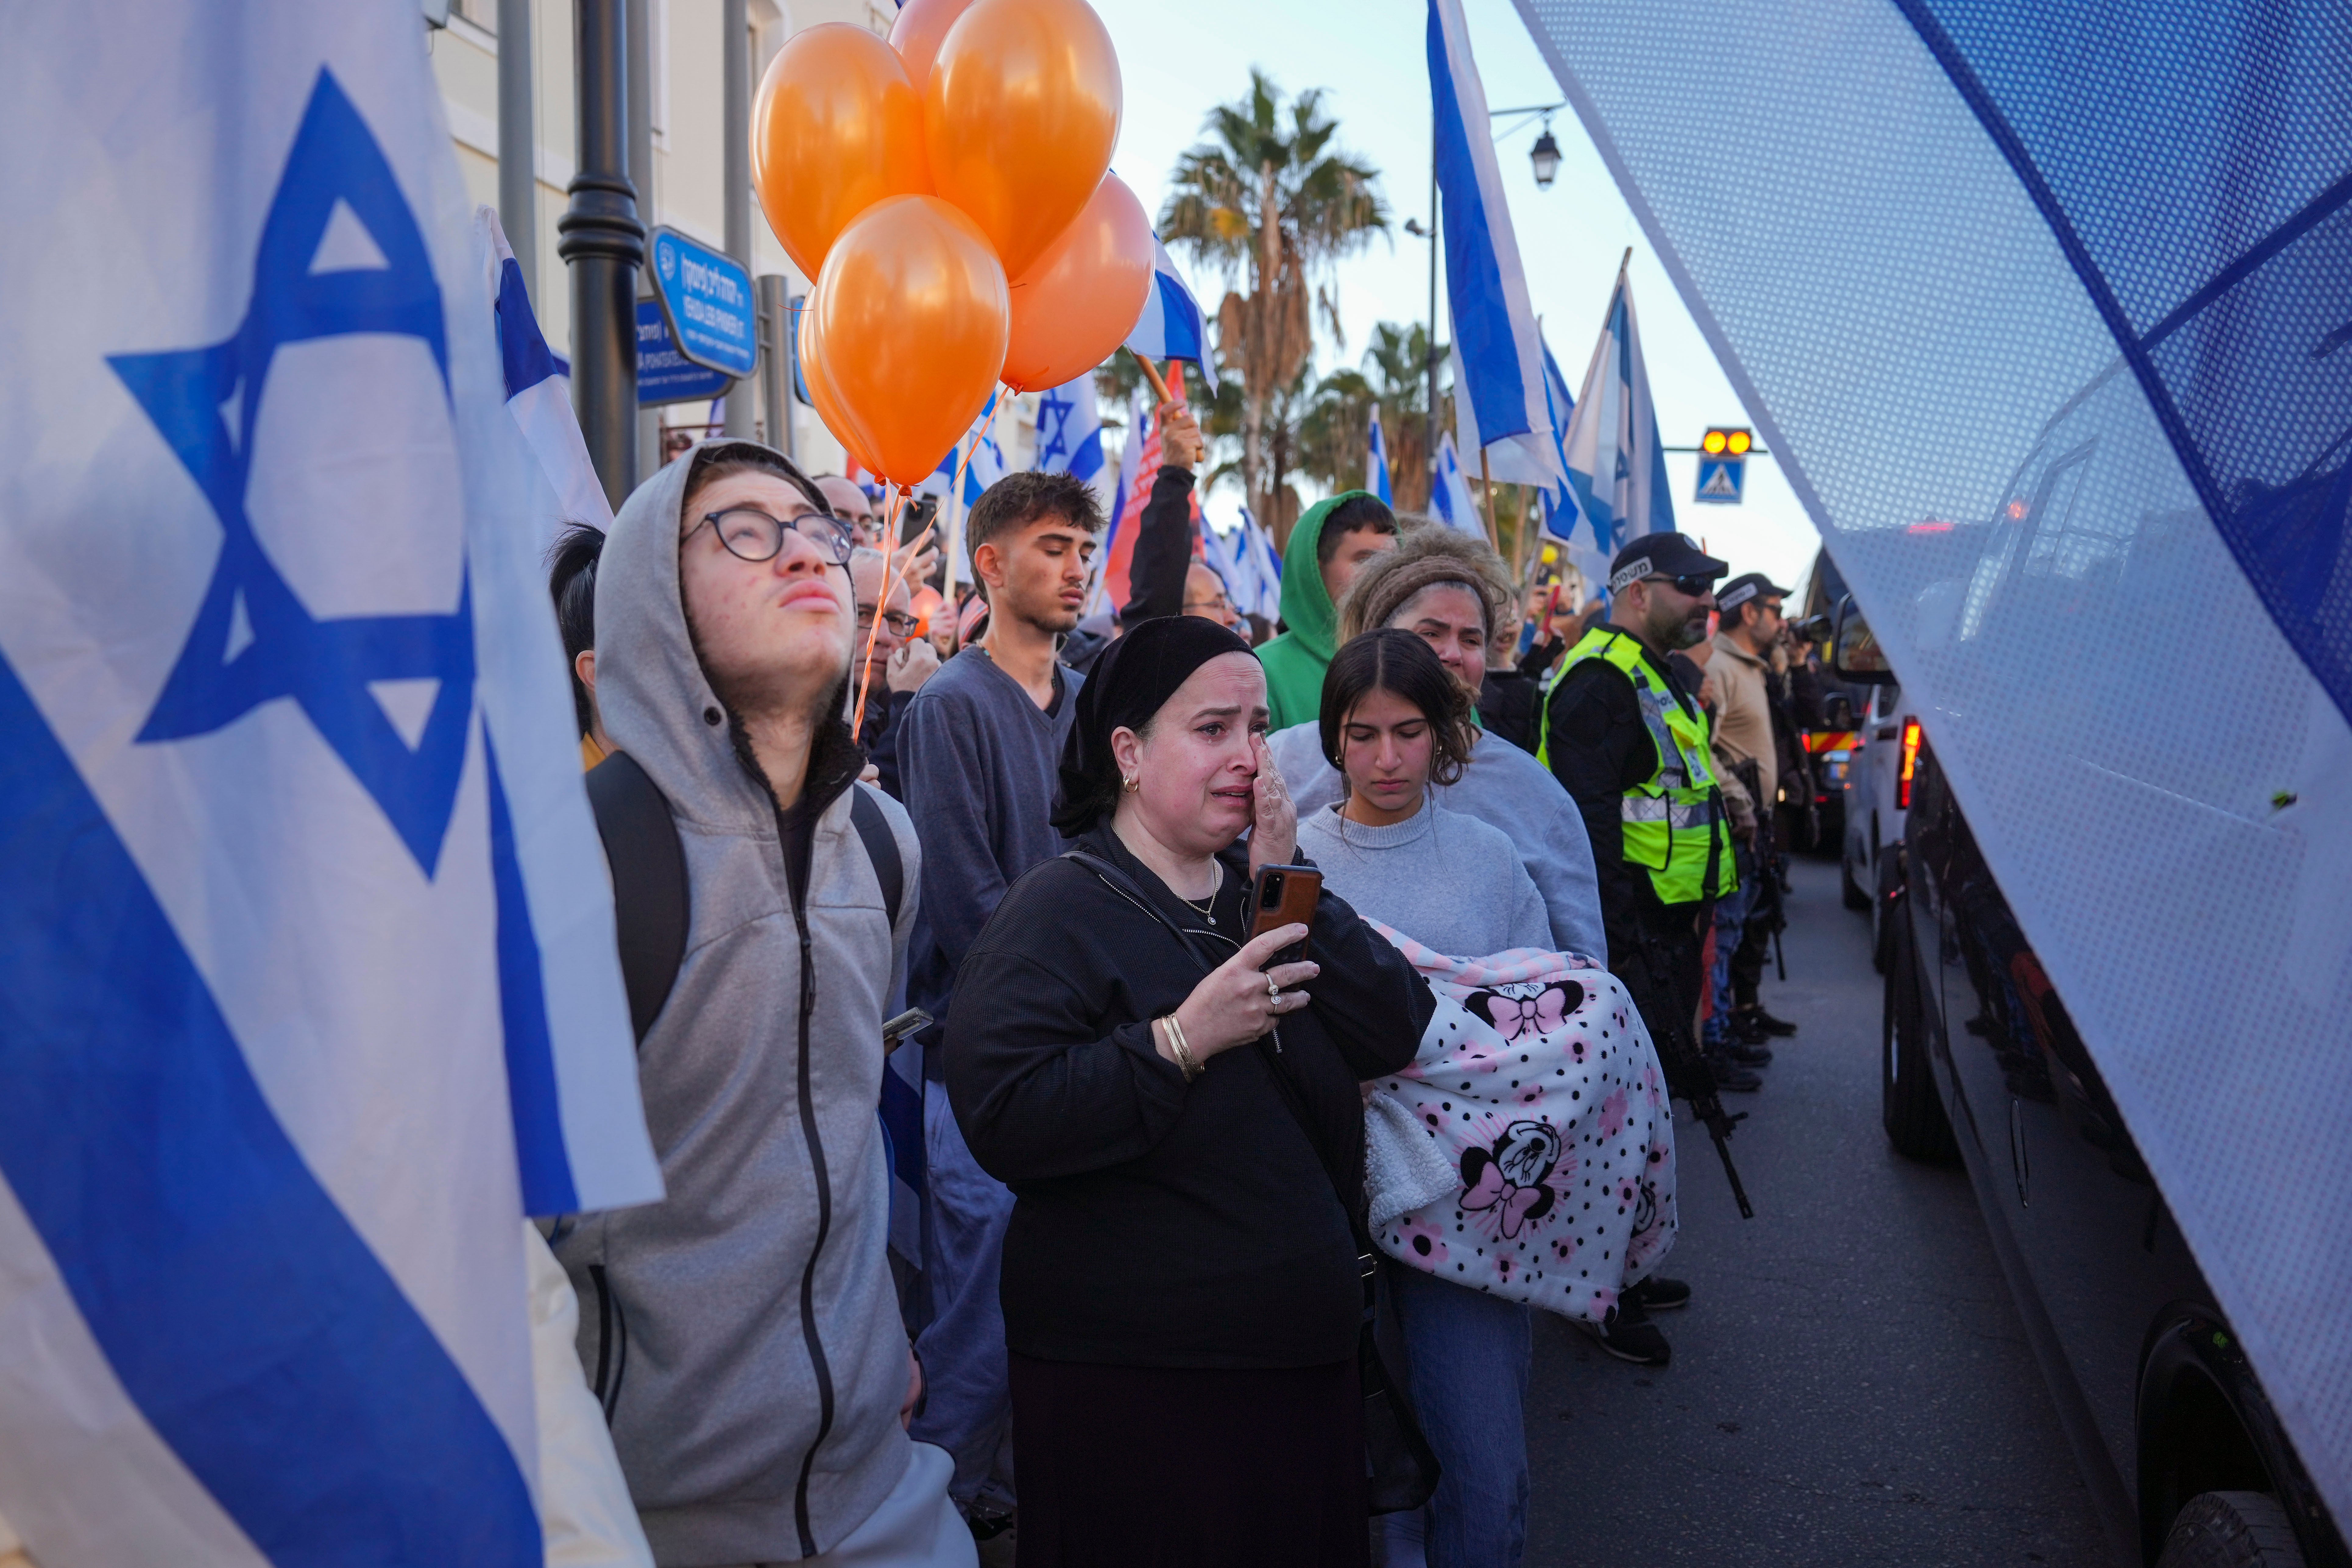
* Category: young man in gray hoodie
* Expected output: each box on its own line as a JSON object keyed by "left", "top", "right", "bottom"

{"left": 557, "top": 441, "right": 974, "bottom": 1568}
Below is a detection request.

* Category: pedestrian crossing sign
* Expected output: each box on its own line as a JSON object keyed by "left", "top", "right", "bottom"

{"left": 1694, "top": 456, "right": 1744, "bottom": 504}
{"left": 1694, "top": 426, "right": 1751, "bottom": 505}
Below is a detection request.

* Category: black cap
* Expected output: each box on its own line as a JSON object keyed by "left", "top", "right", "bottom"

{"left": 1716, "top": 572, "right": 1790, "bottom": 615}
{"left": 1606, "top": 533, "right": 1729, "bottom": 594}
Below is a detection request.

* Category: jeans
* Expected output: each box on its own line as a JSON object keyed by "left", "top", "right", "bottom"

{"left": 909, "top": 1076, "right": 1017, "bottom": 1513}
{"left": 1702, "top": 844, "right": 1760, "bottom": 1046}
{"left": 1378, "top": 1259, "right": 1533, "bottom": 1568}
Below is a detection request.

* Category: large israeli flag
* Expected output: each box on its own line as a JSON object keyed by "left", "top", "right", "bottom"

{"left": 1429, "top": 0, "right": 1558, "bottom": 490}
{"left": 1124, "top": 232, "right": 1221, "bottom": 383}
{"left": 0, "top": 9, "right": 658, "bottom": 1563}
{"left": 1554, "top": 261, "right": 1675, "bottom": 591}
{"left": 1514, "top": 0, "right": 2352, "bottom": 1529}
{"left": 1367, "top": 405, "right": 1395, "bottom": 505}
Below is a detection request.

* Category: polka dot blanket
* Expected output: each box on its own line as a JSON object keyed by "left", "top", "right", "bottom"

{"left": 1367, "top": 927, "right": 1678, "bottom": 1325}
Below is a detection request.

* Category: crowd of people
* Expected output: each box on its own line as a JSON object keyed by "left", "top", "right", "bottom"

{"left": 538, "top": 396, "right": 1831, "bottom": 1568}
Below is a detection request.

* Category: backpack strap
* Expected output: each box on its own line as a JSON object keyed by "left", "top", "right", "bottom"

{"left": 587, "top": 760, "right": 903, "bottom": 1044}
{"left": 585, "top": 752, "right": 688, "bottom": 1044}
{"left": 848, "top": 783, "right": 903, "bottom": 930}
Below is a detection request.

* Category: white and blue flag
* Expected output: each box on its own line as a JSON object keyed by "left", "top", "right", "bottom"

{"left": 1205, "top": 512, "right": 1278, "bottom": 623}
{"left": 0, "top": 10, "right": 657, "bottom": 1563}
{"left": 920, "top": 391, "right": 1009, "bottom": 507}
{"left": 1428, "top": 0, "right": 1559, "bottom": 490}
{"left": 1123, "top": 231, "right": 1220, "bottom": 384}
{"left": 1366, "top": 405, "right": 1395, "bottom": 505}
{"left": 1431, "top": 430, "right": 1486, "bottom": 539}
{"left": 1033, "top": 372, "right": 1105, "bottom": 486}
{"left": 477, "top": 206, "right": 611, "bottom": 544}
{"left": 1459, "top": 330, "right": 1577, "bottom": 532}
{"left": 1554, "top": 261, "right": 1675, "bottom": 590}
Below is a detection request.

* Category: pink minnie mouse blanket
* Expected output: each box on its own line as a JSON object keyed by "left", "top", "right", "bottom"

{"left": 1367, "top": 932, "right": 1678, "bottom": 1325}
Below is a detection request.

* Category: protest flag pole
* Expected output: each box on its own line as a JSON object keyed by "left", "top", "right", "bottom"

{"left": 1477, "top": 445, "right": 1501, "bottom": 554}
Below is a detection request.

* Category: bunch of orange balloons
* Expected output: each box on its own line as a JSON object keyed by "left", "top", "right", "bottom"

{"left": 754, "top": 0, "right": 1154, "bottom": 489}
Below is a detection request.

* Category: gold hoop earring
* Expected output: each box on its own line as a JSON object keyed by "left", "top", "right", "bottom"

{"left": 1122, "top": 776, "right": 1140, "bottom": 793}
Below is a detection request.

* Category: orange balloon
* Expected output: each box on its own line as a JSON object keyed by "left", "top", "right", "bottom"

{"left": 798, "top": 304, "right": 886, "bottom": 478}
{"left": 752, "top": 24, "right": 931, "bottom": 280}
{"left": 1000, "top": 173, "right": 1153, "bottom": 392}
{"left": 815, "top": 195, "right": 1010, "bottom": 486}
{"left": 887, "top": 0, "right": 975, "bottom": 93}
{"left": 924, "top": 0, "right": 1122, "bottom": 281}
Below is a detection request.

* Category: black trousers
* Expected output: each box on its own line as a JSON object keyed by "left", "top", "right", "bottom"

{"left": 1008, "top": 1353, "right": 1367, "bottom": 1568}
{"left": 1612, "top": 898, "right": 1710, "bottom": 1096}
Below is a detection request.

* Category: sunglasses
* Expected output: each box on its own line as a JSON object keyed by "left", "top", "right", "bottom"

{"left": 1642, "top": 574, "right": 1719, "bottom": 597}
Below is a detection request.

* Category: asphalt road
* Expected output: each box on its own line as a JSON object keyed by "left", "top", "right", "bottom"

{"left": 1520, "top": 856, "right": 2116, "bottom": 1568}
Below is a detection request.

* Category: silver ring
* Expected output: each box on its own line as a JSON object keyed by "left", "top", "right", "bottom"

{"left": 1267, "top": 973, "right": 1282, "bottom": 1000}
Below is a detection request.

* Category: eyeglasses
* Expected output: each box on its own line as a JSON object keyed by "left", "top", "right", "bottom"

{"left": 1183, "top": 594, "right": 1232, "bottom": 615}
{"left": 691, "top": 507, "right": 855, "bottom": 566}
{"left": 1642, "top": 574, "right": 1718, "bottom": 598}
{"left": 857, "top": 606, "right": 920, "bottom": 637}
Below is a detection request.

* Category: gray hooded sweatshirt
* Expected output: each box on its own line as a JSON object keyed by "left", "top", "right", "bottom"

{"left": 555, "top": 447, "right": 922, "bottom": 1565}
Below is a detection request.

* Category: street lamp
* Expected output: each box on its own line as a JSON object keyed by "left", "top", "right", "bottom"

{"left": 1530, "top": 118, "right": 1562, "bottom": 189}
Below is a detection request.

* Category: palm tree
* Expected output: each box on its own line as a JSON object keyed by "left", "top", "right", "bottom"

{"left": 1161, "top": 70, "right": 1387, "bottom": 540}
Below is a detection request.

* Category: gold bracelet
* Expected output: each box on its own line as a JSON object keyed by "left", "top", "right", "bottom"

{"left": 1161, "top": 1014, "right": 1202, "bottom": 1081}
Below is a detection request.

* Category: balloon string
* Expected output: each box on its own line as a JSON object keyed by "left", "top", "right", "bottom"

{"left": 852, "top": 390, "right": 1007, "bottom": 743}
{"left": 945, "top": 387, "right": 1011, "bottom": 500}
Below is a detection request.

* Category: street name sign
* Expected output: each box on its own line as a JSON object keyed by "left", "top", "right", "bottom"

{"left": 648, "top": 226, "right": 756, "bottom": 379}
{"left": 637, "top": 300, "right": 729, "bottom": 406}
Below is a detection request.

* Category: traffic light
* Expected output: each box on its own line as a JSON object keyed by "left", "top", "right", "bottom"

{"left": 1695, "top": 427, "right": 1750, "bottom": 504}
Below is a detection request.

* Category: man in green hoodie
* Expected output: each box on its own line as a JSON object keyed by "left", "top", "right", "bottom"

{"left": 1256, "top": 490, "right": 1402, "bottom": 729}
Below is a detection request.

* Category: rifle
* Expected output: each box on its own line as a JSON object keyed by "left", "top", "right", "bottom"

{"left": 1688, "top": 1089, "right": 1755, "bottom": 1220}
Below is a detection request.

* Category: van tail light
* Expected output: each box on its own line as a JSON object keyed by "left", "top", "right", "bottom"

{"left": 1897, "top": 718, "right": 1922, "bottom": 810}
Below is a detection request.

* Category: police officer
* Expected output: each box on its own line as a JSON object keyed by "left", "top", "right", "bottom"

{"left": 1540, "top": 535, "right": 1744, "bottom": 1365}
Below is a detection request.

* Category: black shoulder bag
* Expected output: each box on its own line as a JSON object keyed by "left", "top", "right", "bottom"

{"left": 1064, "top": 848, "right": 1440, "bottom": 1516}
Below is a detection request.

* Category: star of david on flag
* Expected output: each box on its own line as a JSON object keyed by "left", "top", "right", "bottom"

{"left": 1034, "top": 372, "right": 1105, "bottom": 485}
{"left": 0, "top": 16, "right": 656, "bottom": 1563}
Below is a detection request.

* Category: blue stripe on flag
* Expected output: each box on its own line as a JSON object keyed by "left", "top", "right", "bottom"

{"left": 1154, "top": 273, "right": 1203, "bottom": 361}
{"left": 494, "top": 257, "right": 561, "bottom": 400}
{"left": 487, "top": 738, "right": 576, "bottom": 1216}
{"left": 1429, "top": 2, "right": 1532, "bottom": 447}
{"left": 0, "top": 651, "right": 541, "bottom": 1566}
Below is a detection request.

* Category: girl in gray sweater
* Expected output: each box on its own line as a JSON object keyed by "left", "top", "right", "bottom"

{"left": 1301, "top": 628, "right": 1548, "bottom": 1568}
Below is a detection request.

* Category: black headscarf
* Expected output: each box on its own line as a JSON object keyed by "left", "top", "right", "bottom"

{"left": 1052, "top": 615, "right": 1257, "bottom": 835}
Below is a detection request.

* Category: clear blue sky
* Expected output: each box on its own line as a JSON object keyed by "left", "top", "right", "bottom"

{"left": 1092, "top": 0, "right": 1823, "bottom": 591}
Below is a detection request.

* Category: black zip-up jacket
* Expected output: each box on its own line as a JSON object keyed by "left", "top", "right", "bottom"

{"left": 944, "top": 823, "right": 1431, "bottom": 1369}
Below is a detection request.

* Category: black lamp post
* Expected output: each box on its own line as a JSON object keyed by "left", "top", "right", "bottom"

{"left": 560, "top": 0, "right": 644, "bottom": 508}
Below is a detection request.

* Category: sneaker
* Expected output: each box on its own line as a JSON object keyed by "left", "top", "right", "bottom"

{"left": 1743, "top": 1005, "right": 1799, "bottom": 1038}
{"left": 1704, "top": 1053, "right": 1763, "bottom": 1092}
{"left": 1588, "top": 1297, "right": 1672, "bottom": 1366}
{"left": 1625, "top": 1275, "right": 1692, "bottom": 1311}
{"left": 1722, "top": 1037, "right": 1774, "bottom": 1067}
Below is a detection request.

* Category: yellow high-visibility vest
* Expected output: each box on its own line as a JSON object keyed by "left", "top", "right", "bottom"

{"left": 1540, "top": 627, "right": 1735, "bottom": 905}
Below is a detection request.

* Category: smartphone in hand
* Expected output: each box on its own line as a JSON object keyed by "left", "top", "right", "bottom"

{"left": 1249, "top": 865, "right": 1322, "bottom": 966}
